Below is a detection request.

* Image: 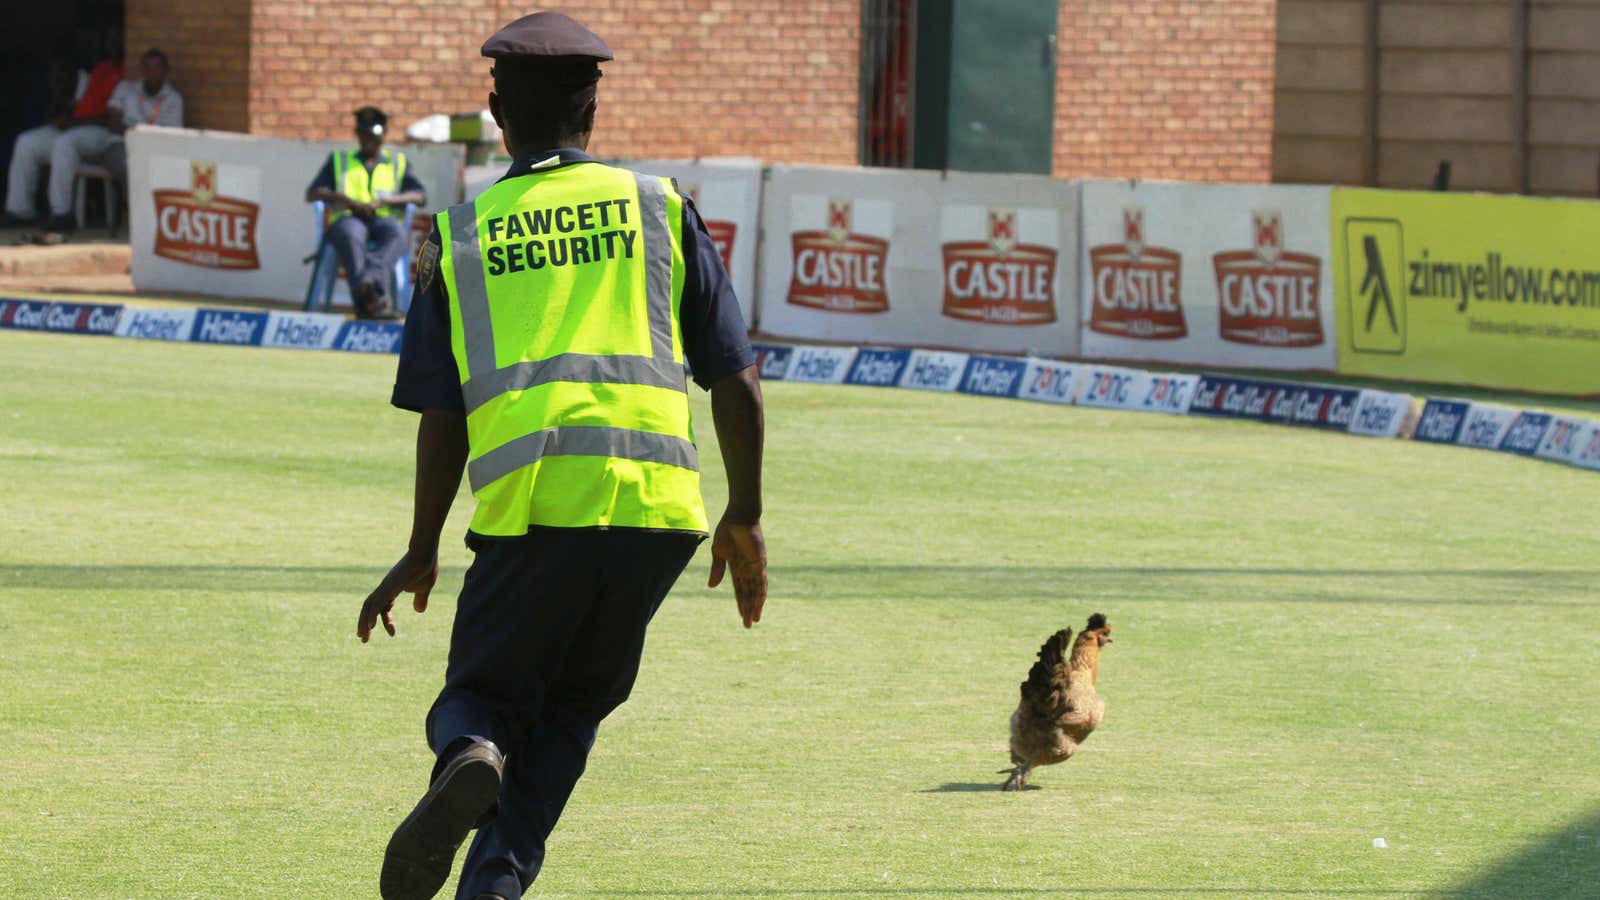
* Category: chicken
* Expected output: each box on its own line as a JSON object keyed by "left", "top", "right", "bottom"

{"left": 1001, "top": 613, "right": 1112, "bottom": 791}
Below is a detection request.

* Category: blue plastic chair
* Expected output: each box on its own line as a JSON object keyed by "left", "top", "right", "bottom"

{"left": 303, "top": 201, "right": 417, "bottom": 313}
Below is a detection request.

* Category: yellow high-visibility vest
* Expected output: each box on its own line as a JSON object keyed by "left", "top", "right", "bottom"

{"left": 330, "top": 149, "right": 407, "bottom": 220}
{"left": 436, "top": 161, "right": 707, "bottom": 536}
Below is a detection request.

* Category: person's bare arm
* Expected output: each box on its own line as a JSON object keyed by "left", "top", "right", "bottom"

{"left": 357, "top": 408, "right": 469, "bottom": 642}
{"left": 706, "top": 364, "right": 767, "bottom": 628}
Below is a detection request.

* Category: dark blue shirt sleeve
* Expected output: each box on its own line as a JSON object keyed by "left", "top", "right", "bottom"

{"left": 391, "top": 224, "right": 465, "bottom": 413}
{"left": 678, "top": 193, "right": 755, "bottom": 390}
{"left": 400, "top": 169, "right": 426, "bottom": 197}
{"left": 308, "top": 156, "right": 335, "bottom": 194}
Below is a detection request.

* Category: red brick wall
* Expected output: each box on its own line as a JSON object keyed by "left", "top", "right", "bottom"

{"left": 130, "top": 1, "right": 1278, "bottom": 182}
{"left": 126, "top": 0, "right": 253, "bottom": 133}
{"left": 1054, "top": 0, "right": 1278, "bottom": 182}
{"left": 244, "top": 0, "right": 860, "bottom": 166}
{"left": 248, "top": 0, "right": 501, "bottom": 140}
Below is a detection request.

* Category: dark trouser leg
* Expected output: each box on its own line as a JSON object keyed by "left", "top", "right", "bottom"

{"left": 323, "top": 215, "right": 370, "bottom": 296}
{"left": 362, "top": 216, "right": 406, "bottom": 299}
{"left": 451, "top": 529, "right": 702, "bottom": 900}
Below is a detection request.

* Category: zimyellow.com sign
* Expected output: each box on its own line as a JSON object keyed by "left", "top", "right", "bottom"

{"left": 1332, "top": 188, "right": 1600, "bottom": 396}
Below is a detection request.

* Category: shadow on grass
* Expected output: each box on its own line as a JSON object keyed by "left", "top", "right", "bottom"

{"left": 3, "top": 565, "right": 1598, "bottom": 608}
{"left": 1448, "top": 806, "right": 1600, "bottom": 899}
{"left": 920, "top": 781, "right": 1037, "bottom": 793}
{"left": 560, "top": 883, "right": 1427, "bottom": 890}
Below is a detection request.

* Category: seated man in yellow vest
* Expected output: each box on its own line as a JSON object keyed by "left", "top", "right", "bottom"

{"left": 305, "top": 107, "right": 425, "bottom": 318}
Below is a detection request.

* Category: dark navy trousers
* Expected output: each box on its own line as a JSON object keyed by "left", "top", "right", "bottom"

{"left": 425, "top": 527, "right": 702, "bottom": 900}
{"left": 325, "top": 214, "right": 405, "bottom": 299}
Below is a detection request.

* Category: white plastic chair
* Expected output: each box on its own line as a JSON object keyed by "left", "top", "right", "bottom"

{"left": 73, "top": 164, "right": 119, "bottom": 236}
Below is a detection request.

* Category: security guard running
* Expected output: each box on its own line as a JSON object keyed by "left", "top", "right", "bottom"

{"left": 356, "top": 12, "right": 767, "bottom": 900}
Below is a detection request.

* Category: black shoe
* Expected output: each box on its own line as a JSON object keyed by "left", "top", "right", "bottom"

{"left": 381, "top": 740, "right": 504, "bottom": 900}
{"left": 0, "top": 212, "right": 39, "bottom": 229}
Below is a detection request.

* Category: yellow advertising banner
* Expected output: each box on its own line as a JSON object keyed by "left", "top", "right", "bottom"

{"left": 1332, "top": 188, "right": 1600, "bottom": 396}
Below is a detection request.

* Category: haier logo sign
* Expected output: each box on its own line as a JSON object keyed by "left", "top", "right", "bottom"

{"left": 846, "top": 348, "right": 911, "bottom": 387}
{"left": 1498, "top": 412, "right": 1552, "bottom": 456}
{"left": 336, "top": 321, "right": 404, "bottom": 354}
{"left": 263, "top": 312, "right": 342, "bottom": 351}
{"left": 1458, "top": 404, "right": 1516, "bottom": 449}
{"left": 115, "top": 307, "right": 198, "bottom": 342}
{"left": 901, "top": 350, "right": 969, "bottom": 392}
{"left": 1412, "top": 399, "right": 1469, "bottom": 444}
{"left": 192, "top": 309, "right": 267, "bottom": 346}
{"left": 1349, "top": 390, "right": 1409, "bottom": 438}
{"left": 786, "top": 346, "right": 856, "bottom": 384}
{"left": 959, "top": 356, "right": 1027, "bottom": 399}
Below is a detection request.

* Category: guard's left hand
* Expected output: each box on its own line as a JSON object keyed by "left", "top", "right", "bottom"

{"left": 357, "top": 550, "right": 438, "bottom": 642}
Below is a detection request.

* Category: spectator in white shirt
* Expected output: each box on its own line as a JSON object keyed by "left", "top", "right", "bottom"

{"left": 25, "top": 48, "right": 183, "bottom": 245}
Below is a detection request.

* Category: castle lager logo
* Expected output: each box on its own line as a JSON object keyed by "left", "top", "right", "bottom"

{"left": 1088, "top": 207, "right": 1186, "bottom": 340}
{"left": 684, "top": 183, "right": 736, "bottom": 274}
{"left": 1212, "top": 210, "right": 1324, "bottom": 347}
{"left": 788, "top": 197, "right": 890, "bottom": 314}
{"left": 940, "top": 208, "right": 1057, "bottom": 325}
{"left": 152, "top": 160, "right": 261, "bottom": 270}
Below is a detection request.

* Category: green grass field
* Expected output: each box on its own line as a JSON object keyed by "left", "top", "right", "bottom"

{"left": 2, "top": 327, "right": 1598, "bottom": 899}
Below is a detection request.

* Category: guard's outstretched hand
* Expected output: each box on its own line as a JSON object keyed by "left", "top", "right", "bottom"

{"left": 357, "top": 550, "right": 439, "bottom": 643}
{"left": 709, "top": 516, "right": 767, "bottom": 628}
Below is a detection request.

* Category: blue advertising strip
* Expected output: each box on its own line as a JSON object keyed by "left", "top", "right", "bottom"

{"left": 8, "top": 313, "right": 1597, "bottom": 476}
{"left": 0, "top": 298, "right": 123, "bottom": 335}
{"left": 958, "top": 355, "right": 1028, "bottom": 399}
{"left": 846, "top": 348, "right": 912, "bottom": 388}
{"left": 1412, "top": 399, "right": 1470, "bottom": 445}
{"left": 1498, "top": 411, "right": 1553, "bottom": 456}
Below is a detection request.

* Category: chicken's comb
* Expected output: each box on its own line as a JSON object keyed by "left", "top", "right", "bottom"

{"left": 1086, "top": 613, "right": 1107, "bottom": 630}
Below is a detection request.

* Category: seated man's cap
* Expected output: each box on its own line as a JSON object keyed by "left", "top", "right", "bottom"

{"left": 354, "top": 106, "right": 388, "bottom": 136}
{"left": 481, "top": 11, "right": 613, "bottom": 62}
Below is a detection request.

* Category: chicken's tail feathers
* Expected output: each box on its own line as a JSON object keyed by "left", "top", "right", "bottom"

{"left": 1022, "top": 627, "right": 1073, "bottom": 695}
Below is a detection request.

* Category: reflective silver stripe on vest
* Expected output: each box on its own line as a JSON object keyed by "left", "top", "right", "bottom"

{"left": 446, "top": 201, "right": 498, "bottom": 377}
{"left": 461, "top": 352, "right": 686, "bottom": 414}
{"left": 468, "top": 425, "right": 700, "bottom": 492}
{"left": 632, "top": 172, "right": 676, "bottom": 361}
{"left": 450, "top": 173, "right": 686, "bottom": 413}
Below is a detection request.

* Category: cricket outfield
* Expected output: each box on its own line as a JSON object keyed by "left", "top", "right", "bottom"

{"left": 1, "top": 328, "right": 1597, "bottom": 898}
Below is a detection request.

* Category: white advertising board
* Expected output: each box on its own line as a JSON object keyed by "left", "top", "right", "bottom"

{"left": 756, "top": 165, "right": 1081, "bottom": 357}
{"left": 128, "top": 127, "right": 462, "bottom": 305}
{"left": 1079, "top": 180, "right": 1336, "bottom": 371}
{"left": 615, "top": 158, "right": 762, "bottom": 328}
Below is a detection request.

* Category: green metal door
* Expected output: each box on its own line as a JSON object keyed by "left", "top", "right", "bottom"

{"left": 915, "top": 0, "right": 1059, "bottom": 175}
